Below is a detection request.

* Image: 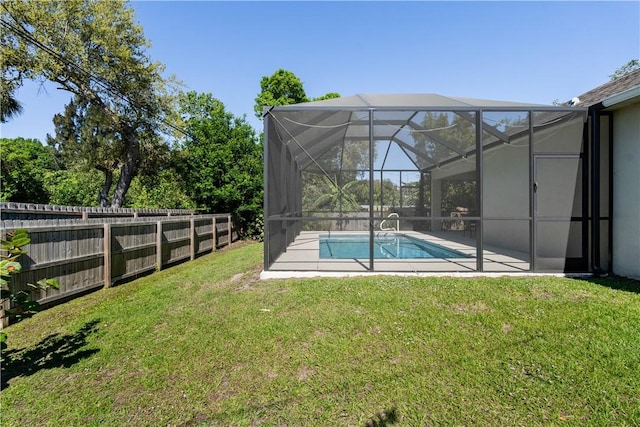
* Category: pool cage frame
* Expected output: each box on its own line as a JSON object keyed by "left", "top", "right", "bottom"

{"left": 263, "top": 95, "right": 601, "bottom": 274}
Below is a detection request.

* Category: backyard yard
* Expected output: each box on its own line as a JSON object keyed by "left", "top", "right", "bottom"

{"left": 1, "top": 241, "right": 639, "bottom": 426}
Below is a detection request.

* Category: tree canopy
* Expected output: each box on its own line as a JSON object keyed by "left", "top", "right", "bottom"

{"left": 178, "top": 92, "right": 263, "bottom": 237}
{"left": 254, "top": 69, "right": 309, "bottom": 119}
{"left": 254, "top": 69, "right": 342, "bottom": 119}
{"left": 1, "top": 0, "right": 176, "bottom": 207}
{"left": 609, "top": 59, "right": 639, "bottom": 81}
{"left": 0, "top": 137, "right": 57, "bottom": 203}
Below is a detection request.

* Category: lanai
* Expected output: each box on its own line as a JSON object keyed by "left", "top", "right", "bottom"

{"left": 263, "top": 94, "right": 588, "bottom": 274}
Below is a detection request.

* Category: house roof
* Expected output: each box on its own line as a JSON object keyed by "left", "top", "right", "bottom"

{"left": 573, "top": 69, "right": 640, "bottom": 108}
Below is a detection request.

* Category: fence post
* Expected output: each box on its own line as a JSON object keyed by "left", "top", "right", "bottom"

{"left": 190, "top": 217, "right": 195, "bottom": 260}
{"left": 1, "top": 300, "right": 8, "bottom": 328}
{"left": 212, "top": 216, "right": 217, "bottom": 250}
{"left": 156, "top": 220, "right": 163, "bottom": 271}
{"left": 103, "top": 223, "right": 112, "bottom": 288}
{"left": 227, "top": 215, "right": 232, "bottom": 246}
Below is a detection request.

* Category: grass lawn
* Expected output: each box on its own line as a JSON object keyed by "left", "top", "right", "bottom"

{"left": 1, "top": 241, "right": 639, "bottom": 426}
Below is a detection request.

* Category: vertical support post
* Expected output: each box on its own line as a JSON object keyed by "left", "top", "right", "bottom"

{"left": 529, "top": 110, "right": 536, "bottom": 272}
{"left": 368, "top": 109, "right": 375, "bottom": 271}
{"left": 475, "top": 110, "right": 483, "bottom": 272}
{"left": 582, "top": 116, "right": 590, "bottom": 270}
{"left": 156, "top": 220, "right": 163, "bottom": 271}
{"left": 190, "top": 217, "right": 196, "bottom": 260}
{"left": 399, "top": 171, "right": 403, "bottom": 211}
{"left": 212, "top": 216, "right": 217, "bottom": 250}
{"left": 263, "top": 113, "right": 270, "bottom": 270}
{"left": 1, "top": 299, "right": 8, "bottom": 328}
{"left": 227, "top": 215, "right": 232, "bottom": 246}
{"left": 606, "top": 112, "right": 614, "bottom": 273}
{"left": 430, "top": 179, "right": 442, "bottom": 231}
{"left": 103, "top": 223, "right": 112, "bottom": 288}
{"left": 379, "top": 169, "right": 384, "bottom": 217}
{"left": 82, "top": 211, "right": 88, "bottom": 220}
{"left": 591, "top": 109, "right": 602, "bottom": 272}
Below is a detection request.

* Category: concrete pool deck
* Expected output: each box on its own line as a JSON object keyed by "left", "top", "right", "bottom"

{"left": 262, "top": 230, "right": 539, "bottom": 279}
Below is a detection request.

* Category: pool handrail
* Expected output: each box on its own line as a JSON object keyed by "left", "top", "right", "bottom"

{"left": 379, "top": 212, "right": 399, "bottom": 232}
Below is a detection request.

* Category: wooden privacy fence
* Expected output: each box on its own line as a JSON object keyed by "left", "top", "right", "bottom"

{"left": 1, "top": 214, "right": 237, "bottom": 326}
{"left": 0, "top": 202, "right": 197, "bottom": 220}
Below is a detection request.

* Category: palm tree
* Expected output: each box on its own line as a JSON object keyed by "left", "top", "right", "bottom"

{"left": 1, "top": 77, "right": 23, "bottom": 123}
{"left": 309, "top": 176, "right": 362, "bottom": 231}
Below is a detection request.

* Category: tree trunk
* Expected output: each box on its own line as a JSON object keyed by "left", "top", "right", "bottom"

{"left": 98, "top": 169, "right": 113, "bottom": 208}
{"left": 111, "top": 126, "right": 139, "bottom": 208}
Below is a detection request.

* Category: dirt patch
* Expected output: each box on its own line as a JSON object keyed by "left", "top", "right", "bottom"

{"left": 233, "top": 265, "right": 264, "bottom": 291}
{"left": 530, "top": 288, "right": 558, "bottom": 300}
{"left": 368, "top": 325, "right": 383, "bottom": 335}
{"left": 229, "top": 273, "right": 245, "bottom": 283}
{"left": 207, "top": 376, "right": 231, "bottom": 405}
{"left": 450, "top": 302, "right": 490, "bottom": 314}
{"left": 297, "top": 365, "right": 317, "bottom": 381}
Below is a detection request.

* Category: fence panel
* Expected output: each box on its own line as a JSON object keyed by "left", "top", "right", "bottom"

{"left": 1, "top": 213, "right": 237, "bottom": 324}
{"left": 111, "top": 222, "right": 157, "bottom": 283}
{"left": 162, "top": 219, "right": 191, "bottom": 266}
{"left": 194, "top": 218, "right": 215, "bottom": 255}
{"left": 7, "top": 223, "right": 107, "bottom": 306}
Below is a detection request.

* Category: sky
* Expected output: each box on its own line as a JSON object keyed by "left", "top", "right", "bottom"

{"left": 1, "top": 1, "right": 639, "bottom": 144}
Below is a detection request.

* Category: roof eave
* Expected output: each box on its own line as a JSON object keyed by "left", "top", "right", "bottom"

{"left": 601, "top": 86, "right": 640, "bottom": 110}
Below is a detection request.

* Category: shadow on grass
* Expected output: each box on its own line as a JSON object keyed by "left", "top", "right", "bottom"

{"left": 365, "top": 407, "right": 398, "bottom": 426}
{"left": 1, "top": 319, "right": 100, "bottom": 390}
{"left": 579, "top": 275, "right": 640, "bottom": 294}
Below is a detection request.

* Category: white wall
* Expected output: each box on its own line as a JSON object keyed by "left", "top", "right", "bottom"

{"left": 612, "top": 103, "right": 640, "bottom": 280}
{"left": 482, "top": 138, "right": 530, "bottom": 253}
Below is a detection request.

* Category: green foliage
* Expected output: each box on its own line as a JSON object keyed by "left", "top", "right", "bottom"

{"left": 441, "top": 179, "right": 477, "bottom": 215}
{"left": 42, "top": 169, "right": 102, "bottom": 206}
{"left": 0, "top": 137, "right": 196, "bottom": 210}
{"left": 0, "top": 137, "right": 57, "bottom": 203}
{"left": 1, "top": 229, "right": 59, "bottom": 349}
{"left": 0, "top": 76, "right": 23, "bottom": 123}
{"left": 254, "top": 69, "right": 309, "bottom": 118}
{"left": 312, "top": 92, "right": 341, "bottom": 101}
{"left": 178, "top": 92, "right": 263, "bottom": 238}
{"left": 125, "top": 169, "right": 196, "bottom": 210}
{"left": 609, "top": 59, "right": 639, "bottom": 80}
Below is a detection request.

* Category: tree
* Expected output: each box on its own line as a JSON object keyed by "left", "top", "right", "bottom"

{"left": 254, "top": 69, "right": 309, "bottom": 119}
{"left": 312, "top": 92, "right": 341, "bottom": 101}
{"left": 43, "top": 168, "right": 103, "bottom": 206}
{"left": 178, "top": 92, "right": 263, "bottom": 238}
{"left": 125, "top": 169, "right": 195, "bottom": 210}
{"left": 46, "top": 96, "right": 124, "bottom": 206}
{"left": 46, "top": 95, "right": 172, "bottom": 207}
{"left": 0, "top": 77, "right": 23, "bottom": 123}
{"left": 1, "top": 0, "right": 176, "bottom": 207}
{"left": 609, "top": 59, "right": 639, "bottom": 81}
{"left": 0, "top": 137, "right": 57, "bottom": 203}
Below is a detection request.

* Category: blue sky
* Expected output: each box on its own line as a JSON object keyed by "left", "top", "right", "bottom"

{"left": 2, "top": 1, "right": 639, "bottom": 143}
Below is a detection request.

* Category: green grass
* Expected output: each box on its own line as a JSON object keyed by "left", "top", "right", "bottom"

{"left": 2, "top": 241, "right": 639, "bottom": 426}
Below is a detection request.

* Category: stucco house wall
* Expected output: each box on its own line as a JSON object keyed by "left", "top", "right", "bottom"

{"left": 612, "top": 102, "right": 640, "bottom": 279}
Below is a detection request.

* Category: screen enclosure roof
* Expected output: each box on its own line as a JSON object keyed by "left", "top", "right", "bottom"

{"left": 265, "top": 93, "right": 586, "bottom": 172}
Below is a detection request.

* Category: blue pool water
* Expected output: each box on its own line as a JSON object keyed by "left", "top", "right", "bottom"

{"left": 319, "top": 233, "right": 471, "bottom": 259}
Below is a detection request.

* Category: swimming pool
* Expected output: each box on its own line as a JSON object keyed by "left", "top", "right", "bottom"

{"left": 319, "top": 233, "right": 471, "bottom": 259}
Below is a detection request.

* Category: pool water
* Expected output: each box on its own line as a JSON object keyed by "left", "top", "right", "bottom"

{"left": 319, "top": 233, "right": 471, "bottom": 259}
